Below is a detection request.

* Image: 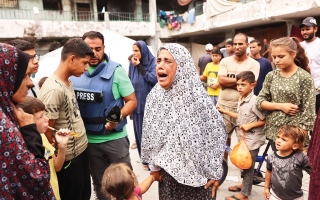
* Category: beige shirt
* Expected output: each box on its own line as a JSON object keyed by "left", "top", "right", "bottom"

{"left": 39, "top": 74, "right": 87, "bottom": 161}
{"left": 236, "top": 92, "right": 266, "bottom": 150}
{"left": 218, "top": 56, "right": 260, "bottom": 108}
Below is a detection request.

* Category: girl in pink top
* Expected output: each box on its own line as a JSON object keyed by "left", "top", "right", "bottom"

{"left": 101, "top": 163, "right": 162, "bottom": 200}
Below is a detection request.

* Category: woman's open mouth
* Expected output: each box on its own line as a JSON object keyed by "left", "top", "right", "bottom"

{"left": 158, "top": 72, "right": 168, "bottom": 80}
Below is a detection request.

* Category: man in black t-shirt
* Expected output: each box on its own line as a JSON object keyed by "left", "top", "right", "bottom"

{"left": 197, "top": 43, "right": 213, "bottom": 75}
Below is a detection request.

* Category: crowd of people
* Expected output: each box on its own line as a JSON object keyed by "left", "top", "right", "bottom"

{"left": 0, "top": 16, "right": 320, "bottom": 200}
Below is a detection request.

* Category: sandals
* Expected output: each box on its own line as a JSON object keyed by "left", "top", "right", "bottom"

{"left": 225, "top": 195, "right": 240, "bottom": 200}
{"left": 225, "top": 194, "right": 248, "bottom": 200}
{"left": 228, "top": 185, "right": 241, "bottom": 192}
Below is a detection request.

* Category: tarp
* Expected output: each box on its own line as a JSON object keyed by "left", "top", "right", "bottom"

{"left": 35, "top": 29, "right": 153, "bottom": 80}
{"left": 205, "top": 0, "right": 240, "bottom": 18}
{"left": 191, "top": 43, "right": 206, "bottom": 67}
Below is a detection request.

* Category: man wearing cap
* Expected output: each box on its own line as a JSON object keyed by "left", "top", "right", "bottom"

{"left": 300, "top": 16, "right": 320, "bottom": 112}
{"left": 197, "top": 43, "right": 213, "bottom": 75}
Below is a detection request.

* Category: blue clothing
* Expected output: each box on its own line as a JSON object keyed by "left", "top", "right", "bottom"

{"left": 133, "top": 113, "right": 144, "bottom": 156}
{"left": 188, "top": 8, "right": 195, "bottom": 24}
{"left": 254, "top": 57, "right": 273, "bottom": 96}
{"left": 128, "top": 41, "right": 157, "bottom": 156}
{"left": 128, "top": 41, "right": 157, "bottom": 114}
{"left": 71, "top": 54, "right": 127, "bottom": 135}
{"left": 71, "top": 54, "right": 134, "bottom": 200}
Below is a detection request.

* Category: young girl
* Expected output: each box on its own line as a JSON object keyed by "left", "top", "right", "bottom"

{"left": 101, "top": 163, "right": 162, "bottom": 200}
{"left": 264, "top": 125, "right": 309, "bottom": 200}
{"left": 256, "top": 37, "right": 315, "bottom": 150}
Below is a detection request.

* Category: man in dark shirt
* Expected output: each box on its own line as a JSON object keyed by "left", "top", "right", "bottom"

{"left": 197, "top": 43, "right": 213, "bottom": 75}
{"left": 262, "top": 38, "right": 269, "bottom": 59}
{"left": 249, "top": 39, "right": 273, "bottom": 95}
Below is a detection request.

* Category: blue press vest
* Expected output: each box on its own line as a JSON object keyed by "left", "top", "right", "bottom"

{"left": 70, "top": 56, "right": 126, "bottom": 135}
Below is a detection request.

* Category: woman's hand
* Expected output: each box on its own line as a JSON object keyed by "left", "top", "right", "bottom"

{"left": 131, "top": 56, "right": 140, "bottom": 66}
{"left": 150, "top": 171, "right": 163, "bottom": 182}
{"left": 264, "top": 188, "right": 270, "bottom": 200}
{"left": 280, "top": 103, "right": 299, "bottom": 116}
{"left": 204, "top": 179, "right": 219, "bottom": 199}
{"left": 10, "top": 101, "right": 35, "bottom": 127}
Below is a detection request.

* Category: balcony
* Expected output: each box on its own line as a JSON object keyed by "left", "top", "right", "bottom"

{"left": 0, "top": 9, "right": 150, "bottom": 22}
{"left": 109, "top": 12, "right": 150, "bottom": 22}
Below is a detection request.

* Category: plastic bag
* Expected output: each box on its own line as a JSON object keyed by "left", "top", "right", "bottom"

{"left": 230, "top": 139, "right": 252, "bottom": 169}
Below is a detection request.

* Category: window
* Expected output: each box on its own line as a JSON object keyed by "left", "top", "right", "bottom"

{"left": 0, "top": 0, "right": 19, "bottom": 8}
{"left": 43, "top": 0, "right": 62, "bottom": 10}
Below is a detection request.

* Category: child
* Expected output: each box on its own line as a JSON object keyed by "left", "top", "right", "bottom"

{"left": 101, "top": 163, "right": 162, "bottom": 200}
{"left": 16, "top": 96, "right": 69, "bottom": 200}
{"left": 200, "top": 47, "right": 223, "bottom": 105}
{"left": 38, "top": 76, "right": 48, "bottom": 89}
{"left": 264, "top": 125, "right": 309, "bottom": 200}
{"left": 256, "top": 37, "right": 315, "bottom": 151}
{"left": 217, "top": 71, "right": 266, "bottom": 200}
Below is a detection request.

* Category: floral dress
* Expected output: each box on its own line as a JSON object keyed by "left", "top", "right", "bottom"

{"left": 256, "top": 68, "right": 316, "bottom": 141}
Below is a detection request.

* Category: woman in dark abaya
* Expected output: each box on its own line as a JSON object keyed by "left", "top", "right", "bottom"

{"left": 128, "top": 40, "right": 157, "bottom": 169}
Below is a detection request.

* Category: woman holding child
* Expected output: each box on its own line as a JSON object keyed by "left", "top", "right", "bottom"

{"left": 141, "top": 43, "right": 226, "bottom": 199}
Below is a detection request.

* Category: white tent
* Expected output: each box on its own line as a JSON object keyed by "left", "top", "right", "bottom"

{"left": 35, "top": 30, "right": 153, "bottom": 80}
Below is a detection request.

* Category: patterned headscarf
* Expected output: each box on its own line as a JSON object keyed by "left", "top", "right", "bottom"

{"left": 0, "top": 43, "right": 53, "bottom": 198}
{"left": 0, "top": 43, "right": 29, "bottom": 123}
{"left": 141, "top": 43, "right": 227, "bottom": 187}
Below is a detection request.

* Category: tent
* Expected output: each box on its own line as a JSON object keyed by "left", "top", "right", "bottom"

{"left": 35, "top": 29, "right": 153, "bottom": 80}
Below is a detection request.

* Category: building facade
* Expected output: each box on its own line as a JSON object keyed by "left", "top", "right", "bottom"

{"left": 0, "top": 0, "right": 320, "bottom": 54}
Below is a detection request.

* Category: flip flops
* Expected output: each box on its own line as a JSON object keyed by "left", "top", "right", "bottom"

{"left": 225, "top": 194, "right": 248, "bottom": 200}
{"left": 225, "top": 195, "right": 240, "bottom": 200}
{"left": 228, "top": 185, "right": 241, "bottom": 192}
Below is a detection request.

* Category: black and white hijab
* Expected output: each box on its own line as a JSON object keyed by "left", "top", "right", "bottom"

{"left": 141, "top": 43, "right": 227, "bottom": 187}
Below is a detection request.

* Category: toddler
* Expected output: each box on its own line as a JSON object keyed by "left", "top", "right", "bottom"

{"left": 264, "top": 125, "right": 309, "bottom": 200}
{"left": 101, "top": 163, "right": 162, "bottom": 200}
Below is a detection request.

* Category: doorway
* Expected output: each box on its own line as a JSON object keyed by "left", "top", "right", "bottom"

{"left": 76, "top": 3, "right": 91, "bottom": 21}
